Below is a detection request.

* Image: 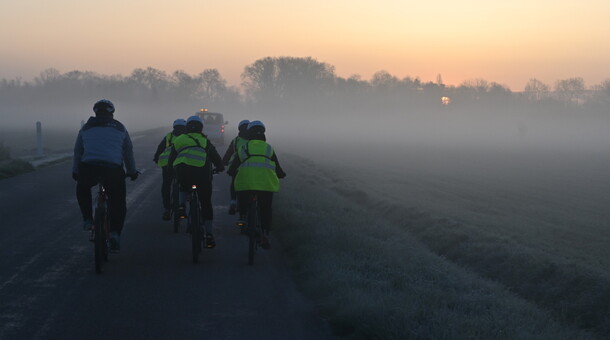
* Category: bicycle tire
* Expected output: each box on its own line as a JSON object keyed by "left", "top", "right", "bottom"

{"left": 190, "top": 192, "right": 201, "bottom": 263}
{"left": 94, "top": 207, "right": 105, "bottom": 273}
{"left": 247, "top": 201, "right": 259, "bottom": 265}
{"left": 102, "top": 210, "right": 109, "bottom": 262}
{"left": 172, "top": 181, "right": 180, "bottom": 233}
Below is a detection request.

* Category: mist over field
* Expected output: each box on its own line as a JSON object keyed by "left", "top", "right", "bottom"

{"left": 2, "top": 60, "right": 610, "bottom": 153}
{"left": 1, "top": 59, "right": 609, "bottom": 337}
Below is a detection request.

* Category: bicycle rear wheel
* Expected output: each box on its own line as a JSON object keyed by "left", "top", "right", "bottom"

{"left": 190, "top": 194, "right": 201, "bottom": 263}
{"left": 103, "top": 213, "right": 109, "bottom": 262}
{"left": 247, "top": 202, "right": 259, "bottom": 265}
{"left": 172, "top": 180, "right": 180, "bottom": 233}
{"left": 93, "top": 207, "right": 105, "bottom": 273}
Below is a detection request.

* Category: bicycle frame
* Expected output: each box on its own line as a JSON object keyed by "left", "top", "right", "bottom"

{"left": 246, "top": 193, "right": 262, "bottom": 265}
{"left": 188, "top": 184, "right": 207, "bottom": 263}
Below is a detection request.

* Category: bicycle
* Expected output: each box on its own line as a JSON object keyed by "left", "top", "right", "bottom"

{"left": 90, "top": 171, "right": 139, "bottom": 273}
{"left": 239, "top": 193, "right": 264, "bottom": 265}
{"left": 185, "top": 170, "right": 220, "bottom": 262}
{"left": 171, "top": 177, "right": 181, "bottom": 233}
{"left": 91, "top": 179, "right": 110, "bottom": 274}
{"left": 186, "top": 183, "right": 210, "bottom": 263}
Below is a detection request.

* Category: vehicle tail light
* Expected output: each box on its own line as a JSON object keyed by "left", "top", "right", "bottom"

{"left": 221, "top": 125, "right": 225, "bottom": 133}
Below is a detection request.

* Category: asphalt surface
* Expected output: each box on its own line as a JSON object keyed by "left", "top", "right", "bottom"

{"left": 0, "top": 132, "right": 333, "bottom": 339}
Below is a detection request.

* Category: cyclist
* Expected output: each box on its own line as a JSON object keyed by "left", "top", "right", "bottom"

{"left": 153, "top": 119, "right": 186, "bottom": 220}
{"left": 169, "top": 115, "right": 224, "bottom": 248}
{"left": 72, "top": 99, "right": 138, "bottom": 252}
{"left": 222, "top": 119, "right": 250, "bottom": 215}
{"left": 227, "top": 120, "right": 286, "bottom": 249}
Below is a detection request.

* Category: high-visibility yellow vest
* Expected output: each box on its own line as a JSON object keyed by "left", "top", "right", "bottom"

{"left": 172, "top": 133, "right": 208, "bottom": 168}
{"left": 234, "top": 140, "right": 279, "bottom": 192}
{"left": 228, "top": 136, "right": 249, "bottom": 167}
{"left": 157, "top": 133, "right": 174, "bottom": 167}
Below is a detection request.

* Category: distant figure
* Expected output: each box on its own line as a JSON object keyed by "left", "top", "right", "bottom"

{"left": 72, "top": 99, "right": 138, "bottom": 252}
{"left": 222, "top": 119, "right": 250, "bottom": 215}
{"left": 228, "top": 121, "right": 286, "bottom": 249}
{"left": 153, "top": 119, "right": 186, "bottom": 220}
{"left": 169, "top": 115, "right": 224, "bottom": 248}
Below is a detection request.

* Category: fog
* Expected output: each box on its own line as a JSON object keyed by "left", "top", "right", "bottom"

{"left": 2, "top": 61, "right": 610, "bottom": 336}
{"left": 1, "top": 60, "right": 609, "bottom": 160}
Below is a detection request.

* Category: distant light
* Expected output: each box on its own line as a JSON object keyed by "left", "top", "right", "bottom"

{"left": 199, "top": 108, "right": 208, "bottom": 112}
{"left": 441, "top": 96, "right": 451, "bottom": 105}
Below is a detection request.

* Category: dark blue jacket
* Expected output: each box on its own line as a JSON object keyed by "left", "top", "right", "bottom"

{"left": 73, "top": 116, "right": 136, "bottom": 174}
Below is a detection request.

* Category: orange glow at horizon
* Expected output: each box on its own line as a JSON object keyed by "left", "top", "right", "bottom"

{"left": 0, "top": 0, "right": 609, "bottom": 91}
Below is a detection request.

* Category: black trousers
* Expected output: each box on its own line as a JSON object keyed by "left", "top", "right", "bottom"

{"left": 161, "top": 166, "right": 174, "bottom": 209}
{"left": 175, "top": 164, "right": 213, "bottom": 221}
{"left": 237, "top": 190, "right": 274, "bottom": 231}
{"left": 230, "top": 175, "right": 237, "bottom": 200}
{"left": 76, "top": 163, "right": 126, "bottom": 233}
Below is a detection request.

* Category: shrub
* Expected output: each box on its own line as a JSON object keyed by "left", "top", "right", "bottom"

{"left": 0, "top": 141, "right": 10, "bottom": 161}
{"left": 0, "top": 159, "right": 34, "bottom": 179}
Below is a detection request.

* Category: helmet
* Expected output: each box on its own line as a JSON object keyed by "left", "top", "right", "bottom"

{"left": 93, "top": 99, "right": 115, "bottom": 116}
{"left": 247, "top": 120, "right": 265, "bottom": 132}
{"left": 238, "top": 120, "right": 250, "bottom": 132}
{"left": 173, "top": 119, "right": 186, "bottom": 127}
{"left": 186, "top": 115, "right": 204, "bottom": 132}
{"left": 187, "top": 115, "right": 203, "bottom": 125}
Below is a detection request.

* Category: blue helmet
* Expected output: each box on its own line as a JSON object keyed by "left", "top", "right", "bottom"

{"left": 173, "top": 119, "right": 186, "bottom": 127}
{"left": 186, "top": 115, "right": 204, "bottom": 132}
{"left": 238, "top": 120, "right": 250, "bottom": 132}
{"left": 187, "top": 115, "right": 203, "bottom": 125}
{"left": 247, "top": 120, "right": 265, "bottom": 132}
{"left": 93, "top": 99, "right": 115, "bottom": 116}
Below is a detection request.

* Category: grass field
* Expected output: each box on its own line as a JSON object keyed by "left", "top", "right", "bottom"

{"left": 3, "top": 125, "right": 607, "bottom": 338}
{"left": 273, "top": 137, "right": 609, "bottom": 339}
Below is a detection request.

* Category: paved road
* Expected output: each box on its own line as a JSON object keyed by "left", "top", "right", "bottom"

{"left": 0, "top": 132, "right": 332, "bottom": 339}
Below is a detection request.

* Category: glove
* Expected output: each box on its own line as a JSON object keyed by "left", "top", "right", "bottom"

{"left": 128, "top": 172, "right": 139, "bottom": 181}
{"left": 72, "top": 172, "right": 79, "bottom": 181}
{"left": 277, "top": 169, "right": 286, "bottom": 179}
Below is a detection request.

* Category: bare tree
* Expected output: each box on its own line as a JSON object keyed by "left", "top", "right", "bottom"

{"left": 241, "top": 57, "right": 280, "bottom": 103}
{"left": 436, "top": 74, "right": 444, "bottom": 87}
{"left": 371, "top": 70, "right": 400, "bottom": 94}
{"left": 198, "top": 69, "right": 228, "bottom": 102}
{"left": 554, "top": 77, "right": 585, "bottom": 105}
{"left": 241, "top": 56, "right": 335, "bottom": 104}
{"left": 172, "top": 70, "right": 199, "bottom": 100}
{"left": 590, "top": 78, "right": 610, "bottom": 106}
{"left": 35, "top": 68, "right": 62, "bottom": 86}
{"left": 524, "top": 78, "right": 550, "bottom": 101}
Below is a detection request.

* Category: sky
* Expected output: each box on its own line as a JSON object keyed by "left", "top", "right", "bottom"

{"left": 1, "top": 0, "right": 609, "bottom": 91}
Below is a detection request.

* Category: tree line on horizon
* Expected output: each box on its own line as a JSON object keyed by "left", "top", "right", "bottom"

{"left": 1, "top": 56, "right": 609, "bottom": 116}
